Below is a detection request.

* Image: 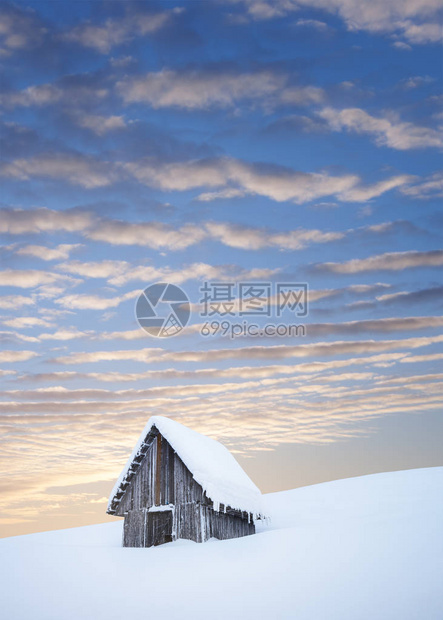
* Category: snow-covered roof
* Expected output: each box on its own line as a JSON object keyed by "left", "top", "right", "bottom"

{"left": 108, "top": 416, "right": 264, "bottom": 518}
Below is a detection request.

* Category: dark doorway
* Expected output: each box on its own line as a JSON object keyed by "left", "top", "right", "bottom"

{"left": 145, "top": 509, "right": 173, "bottom": 546}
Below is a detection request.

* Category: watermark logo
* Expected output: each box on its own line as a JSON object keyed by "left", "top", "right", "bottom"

{"left": 276, "top": 283, "right": 308, "bottom": 317}
{"left": 135, "top": 283, "right": 190, "bottom": 338}
{"left": 136, "top": 280, "right": 307, "bottom": 339}
{"left": 199, "top": 280, "right": 308, "bottom": 338}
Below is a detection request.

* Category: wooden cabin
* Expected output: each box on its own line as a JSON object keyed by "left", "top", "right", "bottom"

{"left": 107, "top": 416, "right": 264, "bottom": 547}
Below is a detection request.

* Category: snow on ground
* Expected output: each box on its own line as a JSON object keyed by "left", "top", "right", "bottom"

{"left": 1, "top": 467, "right": 442, "bottom": 620}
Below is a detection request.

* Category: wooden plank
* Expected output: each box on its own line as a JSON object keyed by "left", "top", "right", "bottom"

{"left": 155, "top": 433, "right": 161, "bottom": 506}
{"left": 123, "top": 509, "right": 145, "bottom": 547}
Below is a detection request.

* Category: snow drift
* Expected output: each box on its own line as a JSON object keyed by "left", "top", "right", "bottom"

{"left": 1, "top": 467, "right": 442, "bottom": 620}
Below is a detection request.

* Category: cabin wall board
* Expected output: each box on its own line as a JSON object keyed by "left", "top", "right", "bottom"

{"left": 209, "top": 509, "right": 255, "bottom": 540}
{"left": 123, "top": 509, "right": 145, "bottom": 547}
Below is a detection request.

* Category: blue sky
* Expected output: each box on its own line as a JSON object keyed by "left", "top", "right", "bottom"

{"left": 0, "top": 0, "right": 442, "bottom": 536}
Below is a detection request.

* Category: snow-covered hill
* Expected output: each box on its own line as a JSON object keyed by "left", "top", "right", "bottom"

{"left": 1, "top": 467, "right": 442, "bottom": 620}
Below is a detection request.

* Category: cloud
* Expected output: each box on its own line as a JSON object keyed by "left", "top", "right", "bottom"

{"left": 400, "top": 353, "right": 443, "bottom": 364}
{"left": 97, "top": 330, "right": 150, "bottom": 342}
{"left": 1, "top": 208, "right": 208, "bottom": 253}
{"left": 0, "top": 81, "right": 108, "bottom": 109}
{"left": 0, "top": 207, "right": 94, "bottom": 234}
{"left": 400, "top": 172, "right": 443, "bottom": 199}
{"left": 118, "top": 69, "right": 283, "bottom": 109}
{"left": 205, "top": 221, "right": 344, "bottom": 250}
{"left": 67, "top": 315, "right": 443, "bottom": 343}
{"left": 278, "top": 86, "right": 325, "bottom": 106}
{"left": 392, "top": 41, "right": 412, "bottom": 50}
{"left": 117, "top": 69, "right": 323, "bottom": 110}
{"left": 1, "top": 382, "right": 441, "bottom": 503}
{"left": 0, "top": 269, "right": 79, "bottom": 289}
{"left": 0, "top": 84, "right": 62, "bottom": 107}
{"left": 38, "top": 328, "right": 91, "bottom": 341}
{"left": 229, "top": 0, "right": 443, "bottom": 44}
{"left": 338, "top": 283, "right": 392, "bottom": 297}
{"left": 52, "top": 334, "right": 443, "bottom": 365}
{"left": 74, "top": 114, "right": 126, "bottom": 135}
{"left": 16, "top": 352, "right": 408, "bottom": 383}
{"left": 111, "top": 263, "right": 278, "bottom": 287}
{"left": 307, "top": 316, "right": 443, "bottom": 336}
{"left": 374, "top": 372, "right": 443, "bottom": 386}
{"left": 16, "top": 244, "right": 81, "bottom": 261}
{"left": 0, "top": 295, "right": 34, "bottom": 309}
{"left": 374, "top": 286, "right": 443, "bottom": 307}
{"left": 0, "top": 350, "right": 38, "bottom": 363}
{"left": 109, "top": 55, "right": 134, "bottom": 68}
{"left": 86, "top": 220, "right": 207, "bottom": 250}
{"left": 317, "top": 250, "right": 443, "bottom": 274}
{"left": 32, "top": 284, "right": 72, "bottom": 300}
{"left": 0, "top": 206, "right": 345, "bottom": 253}
{"left": 56, "top": 261, "right": 278, "bottom": 291}
{"left": 0, "top": 369, "right": 16, "bottom": 378}
{"left": 397, "top": 19, "right": 441, "bottom": 44}
{"left": 165, "top": 335, "right": 443, "bottom": 364}
{"left": 53, "top": 284, "right": 390, "bottom": 330}
{"left": 2, "top": 317, "right": 53, "bottom": 329}
{"left": 57, "top": 260, "right": 130, "bottom": 280}
{"left": 48, "top": 281, "right": 391, "bottom": 318}
{"left": 339, "top": 175, "right": 414, "bottom": 202}
{"left": 2, "top": 382, "right": 280, "bottom": 401}
{"left": 0, "top": 68, "right": 321, "bottom": 116}
{"left": 319, "top": 107, "right": 443, "bottom": 150}
{"left": 0, "top": 3, "right": 46, "bottom": 56}
{"left": 124, "top": 157, "right": 226, "bottom": 190}
{"left": 53, "top": 347, "right": 164, "bottom": 365}
{"left": 0, "top": 209, "right": 421, "bottom": 272}
{"left": 0, "top": 152, "right": 412, "bottom": 203}
{"left": 197, "top": 188, "right": 247, "bottom": 201}
{"left": 24, "top": 369, "right": 434, "bottom": 403}
{"left": 62, "top": 8, "right": 181, "bottom": 54}
{"left": 295, "top": 19, "right": 329, "bottom": 30}
{"left": 0, "top": 330, "right": 40, "bottom": 344}
{"left": 127, "top": 156, "right": 405, "bottom": 204}
{"left": 400, "top": 75, "right": 435, "bottom": 89}
{"left": 55, "top": 290, "right": 138, "bottom": 311}
{"left": 346, "top": 285, "right": 443, "bottom": 312}
{"left": 0, "top": 153, "right": 118, "bottom": 188}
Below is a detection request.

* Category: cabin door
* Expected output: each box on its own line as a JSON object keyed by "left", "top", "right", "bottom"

{"left": 145, "top": 509, "right": 173, "bottom": 546}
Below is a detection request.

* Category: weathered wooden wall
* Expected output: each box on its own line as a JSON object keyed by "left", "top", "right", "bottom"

{"left": 116, "top": 433, "right": 180, "bottom": 515}
{"left": 116, "top": 428, "right": 255, "bottom": 547}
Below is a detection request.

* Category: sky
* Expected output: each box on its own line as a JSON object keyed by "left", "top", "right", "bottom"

{"left": 0, "top": 0, "right": 442, "bottom": 537}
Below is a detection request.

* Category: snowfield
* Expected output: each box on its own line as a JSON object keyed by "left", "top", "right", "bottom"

{"left": 1, "top": 467, "right": 442, "bottom": 620}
